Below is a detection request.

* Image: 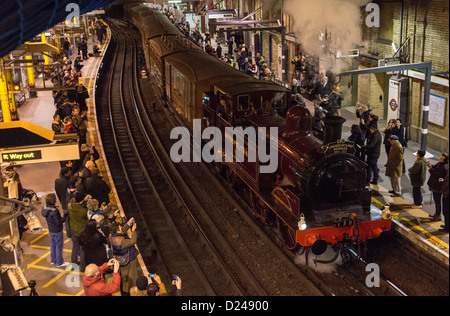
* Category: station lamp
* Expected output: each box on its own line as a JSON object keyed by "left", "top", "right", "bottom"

{"left": 12, "top": 80, "right": 20, "bottom": 92}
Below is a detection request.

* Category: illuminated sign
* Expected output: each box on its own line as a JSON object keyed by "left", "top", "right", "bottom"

{"left": 1, "top": 142, "right": 79, "bottom": 165}
{"left": 2, "top": 150, "right": 42, "bottom": 162}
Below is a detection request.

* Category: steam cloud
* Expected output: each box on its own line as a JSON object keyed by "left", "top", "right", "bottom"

{"left": 283, "top": 0, "right": 371, "bottom": 72}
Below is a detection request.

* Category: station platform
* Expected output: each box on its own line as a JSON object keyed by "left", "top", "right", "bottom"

{"left": 3, "top": 26, "right": 448, "bottom": 297}
{"left": 338, "top": 106, "right": 449, "bottom": 265}
{"left": 5, "top": 27, "right": 146, "bottom": 296}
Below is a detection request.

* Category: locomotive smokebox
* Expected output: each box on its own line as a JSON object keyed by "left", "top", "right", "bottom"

{"left": 322, "top": 116, "right": 346, "bottom": 144}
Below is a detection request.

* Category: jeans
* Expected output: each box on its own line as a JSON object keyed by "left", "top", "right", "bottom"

{"left": 49, "top": 231, "right": 65, "bottom": 266}
{"left": 367, "top": 157, "right": 379, "bottom": 181}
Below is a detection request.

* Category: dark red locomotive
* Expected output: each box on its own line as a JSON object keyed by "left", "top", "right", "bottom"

{"left": 202, "top": 83, "right": 391, "bottom": 254}
{"left": 126, "top": 4, "right": 391, "bottom": 255}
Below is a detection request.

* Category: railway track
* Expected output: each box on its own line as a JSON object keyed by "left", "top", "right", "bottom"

{"left": 96, "top": 17, "right": 446, "bottom": 297}
{"left": 95, "top": 18, "right": 324, "bottom": 296}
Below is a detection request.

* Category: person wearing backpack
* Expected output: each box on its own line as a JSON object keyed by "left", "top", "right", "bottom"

{"left": 109, "top": 218, "right": 139, "bottom": 296}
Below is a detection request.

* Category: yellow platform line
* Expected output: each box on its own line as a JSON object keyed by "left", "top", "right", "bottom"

{"left": 57, "top": 289, "right": 85, "bottom": 296}
{"left": 400, "top": 217, "right": 449, "bottom": 252}
{"left": 43, "top": 271, "right": 67, "bottom": 288}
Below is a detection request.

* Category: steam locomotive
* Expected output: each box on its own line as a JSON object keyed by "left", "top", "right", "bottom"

{"left": 125, "top": 5, "right": 391, "bottom": 255}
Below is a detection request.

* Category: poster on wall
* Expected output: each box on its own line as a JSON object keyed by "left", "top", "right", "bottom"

{"left": 429, "top": 94, "right": 447, "bottom": 127}
{"left": 387, "top": 78, "right": 400, "bottom": 121}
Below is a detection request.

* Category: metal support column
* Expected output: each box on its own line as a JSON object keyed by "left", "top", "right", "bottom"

{"left": 0, "top": 59, "right": 12, "bottom": 122}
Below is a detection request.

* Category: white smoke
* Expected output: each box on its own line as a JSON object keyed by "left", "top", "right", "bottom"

{"left": 283, "top": 0, "right": 371, "bottom": 73}
{"left": 294, "top": 245, "right": 343, "bottom": 273}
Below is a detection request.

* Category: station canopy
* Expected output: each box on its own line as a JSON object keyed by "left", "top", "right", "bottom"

{"left": 0, "top": 121, "right": 54, "bottom": 148}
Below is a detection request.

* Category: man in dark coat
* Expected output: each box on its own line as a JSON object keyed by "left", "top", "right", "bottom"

{"left": 365, "top": 124, "right": 382, "bottom": 185}
{"left": 79, "top": 36, "right": 88, "bottom": 60}
{"left": 54, "top": 167, "right": 72, "bottom": 238}
{"left": 319, "top": 76, "right": 332, "bottom": 99}
{"left": 85, "top": 168, "right": 111, "bottom": 206}
{"left": 408, "top": 149, "right": 427, "bottom": 208}
{"left": 426, "top": 153, "right": 449, "bottom": 221}
{"left": 356, "top": 103, "right": 371, "bottom": 142}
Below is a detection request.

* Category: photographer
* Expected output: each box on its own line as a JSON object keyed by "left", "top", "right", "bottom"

{"left": 83, "top": 259, "right": 121, "bottom": 296}
{"left": 110, "top": 218, "right": 139, "bottom": 296}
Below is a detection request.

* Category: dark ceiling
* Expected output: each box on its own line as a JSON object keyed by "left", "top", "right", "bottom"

{"left": 0, "top": 0, "right": 120, "bottom": 57}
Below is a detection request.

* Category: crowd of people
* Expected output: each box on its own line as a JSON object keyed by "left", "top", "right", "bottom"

{"left": 162, "top": 9, "right": 275, "bottom": 80}
{"left": 160, "top": 7, "right": 449, "bottom": 232}
{"left": 38, "top": 23, "right": 184, "bottom": 296}
{"left": 345, "top": 104, "right": 449, "bottom": 233}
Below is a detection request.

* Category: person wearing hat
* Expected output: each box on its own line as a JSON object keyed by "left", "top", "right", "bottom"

{"left": 408, "top": 149, "right": 427, "bottom": 208}
{"left": 365, "top": 123, "right": 382, "bottom": 185}
{"left": 68, "top": 191, "right": 90, "bottom": 265}
{"left": 386, "top": 135, "right": 404, "bottom": 196}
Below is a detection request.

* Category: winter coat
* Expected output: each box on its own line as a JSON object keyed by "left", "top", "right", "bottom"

{"left": 408, "top": 158, "right": 427, "bottom": 187}
{"left": 392, "top": 125, "right": 408, "bottom": 148}
{"left": 41, "top": 205, "right": 67, "bottom": 233}
{"left": 386, "top": 141, "right": 403, "bottom": 178}
{"left": 110, "top": 224, "right": 139, "bottom": 293}
{"left": 85, "top": 175, "right": 111, "bottom": 206}
{"left": 83, "top": 262, "right": 120, "bottom": 296}
{"left": 55, "top": 176, "right": 71, "bottom": 210}
{"left": 348, "top": 133, "right": 364, "bottom": 160}
{"left": 80, "top": 231, "right": 108, "bottom": 271}
{"left": 442, "top": 166, "right": 449, "bottom": 199}
{"left": 68, "top": 202, "right": 88, "bottom": 237}
{"left": 427, "top": 162, "right": 447, "bottom": 193}
{"left": 365, "top": 130, "right": 382, "bottom": 159}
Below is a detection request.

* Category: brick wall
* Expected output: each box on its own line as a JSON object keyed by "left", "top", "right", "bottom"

{"left": 360, "top": 0, "right": 449, "bottom": 153}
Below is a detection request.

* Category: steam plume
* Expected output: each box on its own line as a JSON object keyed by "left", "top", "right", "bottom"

{"left": 283, "top": 0, "right": 371, "bottom": 72}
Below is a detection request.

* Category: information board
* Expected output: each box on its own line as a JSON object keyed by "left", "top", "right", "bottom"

{"left": 429, "top": 94, "right": 447, "bottom": 127}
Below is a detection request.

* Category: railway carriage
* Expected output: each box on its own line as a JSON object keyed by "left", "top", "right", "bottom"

{"left": 125, "top": 4, "right": 391, "bottom": 257}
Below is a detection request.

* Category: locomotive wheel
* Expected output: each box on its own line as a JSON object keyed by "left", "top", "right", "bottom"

{"left": 277, "top": 218, "right": 298, "bottom": 250}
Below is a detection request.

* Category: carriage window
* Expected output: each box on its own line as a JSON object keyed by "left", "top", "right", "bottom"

{"left": 237, "top": 95, "right": 250, "bottom": 111}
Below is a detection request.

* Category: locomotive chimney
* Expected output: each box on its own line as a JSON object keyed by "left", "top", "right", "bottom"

{"left": 322, "top": 116, "right": 346, "bottom": 144}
